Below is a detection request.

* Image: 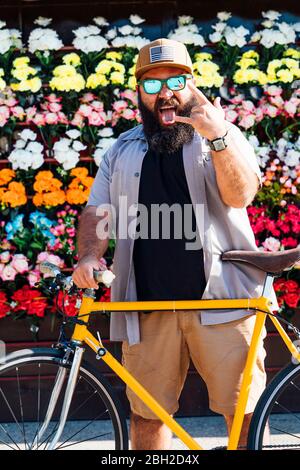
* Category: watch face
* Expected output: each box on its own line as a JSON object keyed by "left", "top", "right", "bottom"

{"left": 213, "top": 139, "right": 226, "bottom": 151}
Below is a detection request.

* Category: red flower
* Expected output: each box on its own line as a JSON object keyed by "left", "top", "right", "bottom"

{"left": 27, "top": 300, "right": 47, "bottom": 318}
{"left": 284, "top": 280, "right": 299, "bottom": 293}
{"left": 0, "top": 291, "right": 10, "bottom": 318}
{"left": 284, "top": 293, "right": 300, "bottom": 309}
{"left": 11, "top": 285, "right": 47, "bottom": 317}
{"left": 57, "top": 291, "right": 80, "bottom": 317}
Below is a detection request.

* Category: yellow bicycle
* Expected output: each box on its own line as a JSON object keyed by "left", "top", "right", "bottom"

{"left": 0, "top": 247, "right": 300, "bottom": 450}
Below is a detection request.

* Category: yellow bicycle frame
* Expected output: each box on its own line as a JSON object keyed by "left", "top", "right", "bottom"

{"left": 70, "top": 296, "right": 300, "bottom": 450}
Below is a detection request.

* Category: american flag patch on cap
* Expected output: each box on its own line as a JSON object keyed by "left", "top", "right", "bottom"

{"left": 149, "top": 45, "right": 174, "bottom": 63}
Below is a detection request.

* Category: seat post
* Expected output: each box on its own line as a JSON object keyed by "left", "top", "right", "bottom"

{"left": 262, "top": 273, "right": 275, "bottom": 298}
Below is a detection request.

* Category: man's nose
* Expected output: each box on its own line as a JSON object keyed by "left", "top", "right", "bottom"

{"left": 158, "top": 83, "right": 174, "bottom": 99}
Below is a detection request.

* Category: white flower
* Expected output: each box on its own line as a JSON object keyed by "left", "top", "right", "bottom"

{"left": 28, "top": 28, "right": 63, "bottom": 53}
{"left": 73, "top": 25, "right": 100, "bottom": 39}
{"left": 15, "top": 139, "right": 26, "bottom": 149}
{"left": 129, "top": 14, "right": 145, "bottom": 25}
{"left": 72, "top": 140, "right": 86, "bottom": 152}
{"left": 19, "top": 129, "right": 37, "bottom": 142}
{"left": 54, "top": 149, "right": 79, "bottom": 170}
{"left": 26, "top": 141, "right": 43, "bottom": 154}
{"left": 0, "top": 28, "right": 21, "bottom": 54}
{"left": 212, "top": 21, "right": 227, "bottom": 33}
{"left": 73, "top": 34, "right": 108, "bottom": 53}
{"left": 217, "top": 11, "right": 231, "bottom": 21}
{"left": 132, "top": 26, "right": 142, "bottom": 36}
{"left": 224, "top": 26, "right": 249, "bottom": 47}
{"left": 251, "top": 32, "right": 261, "bottom": 42}
{"left": 98, "top": 127, "right": 114, "bottom": 138}
{"left": 118, "top": 25, "right": 134, "bottom": 36}
{"left": 0, "top": 20, "right": 6, "bottom": 28}
{"left": 285, "top": 149, "right": 300, "bottom": 167}
{"left": 178, "top": 15, "right": 194, "bottom": 26}
{"left": 66, "top": 129, "right": 81, "bottom": 140}
{"left": 53, "top": 138, "right": 72, "bottom": 152}
{"left": 94, "top": 137, "right": 116, "bottom": 166}
{"left": 8, "top": 138, "right": 44, "bottom": 170}
{"left": 262, "top": 10, "right": 281, "bottom": 21}
{"left": 293, "top": 22, "right": 300, "bottom": 32}
{"left": 209, "top": 31, "right": 222, "bottom": 43}
{"left": 93, "top": 17, "right": 109, "bottom": 27}
{"left": 34, "top": 17, "right": 52, "bottom": 27}
{"left": 261, "top": 20, "right": 274, "bottom": 29}
{"left": 106, "top": 28, "right": 117, "bottom": 40}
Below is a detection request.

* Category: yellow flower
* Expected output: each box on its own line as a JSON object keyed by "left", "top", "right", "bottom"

{"left": 27, "top": 77, "right": 42, "bottom": 92}
{"left": 0, "top": 73, "right": 6, "bottom": 91}
{"left": 110, "top": 71, "right": 125, "bottom": 84}
{"left": 241, "top": 50, "right": 259, "bottom": 60}
{"left": 13, "top": 57, "right": 30, "bottom": 68}
{"left": 96, "top": 60, "right": 112, "bottom": 75}
{"left": 276, "top": 69, "right": 294, "bottom": 83}
{"left": 106, "top": 51, "right": 123, "bottom": 61}
{"left": 194, "top": 52, "right": 212, "bottom": 61}
{"left": 12, "top": 66, "right": 36, "bottom": 81}
{"left": 236, "top": 58, "right": 257, "bottom": 69}
{"left": 52, "top": 65, "right": 77, "bottom": 77}
{"left": 284, "top": 48, "right": 300, "bottom": 59}
{"left": 50, "top": 66, "right": 85, "bottom": 92}
{"left": 62, "top": 53, "right": 81, "bottom": 67}
{"left": 86, "top": 73, "right": 109, "bottom": 89}
{"left": 111, "top": 62, "right": 126, "bottom": 74}
{"left": 127, "top": 76, "right": 137, "bottom": 90}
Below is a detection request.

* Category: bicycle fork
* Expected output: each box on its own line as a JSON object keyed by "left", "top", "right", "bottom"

{"left": 34, "top": 344, "right": 85, "bottom": 450}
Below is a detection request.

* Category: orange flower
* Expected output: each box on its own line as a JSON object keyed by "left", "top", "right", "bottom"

{"left": 70, "top": 167, "right": 89, "bottom": 179}
{"left": 35, "top": 170, "right": 54, "bottom": 180}
{"left": 2, "top": 182, "right": 27, "bottom": 207}
{"left": 43, "top": 190, "right": 66, "bottom": 206}
{"left": 81, "top": 176, "right": 94, "bottom": 188}
{"left": 66, "top": 188, "right": 87, "bottom": 205}
{"left": 0, "top": 169, "right": 15, "bottom": 186}
{"left": 33, "top": 193, "right": 44, "bottom": 206}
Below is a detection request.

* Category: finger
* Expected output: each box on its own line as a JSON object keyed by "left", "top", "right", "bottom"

{"left": 213, "top": 96, "right": 222, "bottom": 110}
{"left": 174, "top": 115, "right": 194, "bottom": 125}
{"left": 187, "top": 81, "right": 210, "bottom": 105}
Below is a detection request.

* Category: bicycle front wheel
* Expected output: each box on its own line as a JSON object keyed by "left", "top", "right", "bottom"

{"left": 248, "top": 362, "right": 300, "bottom": 450}
{"left": 0, "top": 348, "right": 128, "bottom": 450}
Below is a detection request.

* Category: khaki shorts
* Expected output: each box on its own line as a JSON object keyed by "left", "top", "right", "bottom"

{"left": 122, "top": 311, "right": 267, "bottom": 419}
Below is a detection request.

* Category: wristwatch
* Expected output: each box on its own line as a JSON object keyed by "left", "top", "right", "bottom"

{"left": 207, "top": 130, "right": 228, "bottom": 152}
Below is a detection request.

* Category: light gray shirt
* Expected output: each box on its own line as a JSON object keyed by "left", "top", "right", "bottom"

{"left": 87, "top": 123, "right": 278, "bottom": 345}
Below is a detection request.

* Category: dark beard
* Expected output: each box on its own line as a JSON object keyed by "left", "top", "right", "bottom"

{"left": 137, "top": 89, "right": 197, "bottom": 154}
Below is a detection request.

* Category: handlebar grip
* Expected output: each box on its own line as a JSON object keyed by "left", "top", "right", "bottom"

{"left": 93, "top": 269, "right": 116, "bottom": 288}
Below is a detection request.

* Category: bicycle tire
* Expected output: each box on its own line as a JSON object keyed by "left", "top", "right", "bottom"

{"left": 0, "top": 348, "right": 129, "bottom": 450}
{"left": 248, "top": 362, "right": 300, "bottom": 450}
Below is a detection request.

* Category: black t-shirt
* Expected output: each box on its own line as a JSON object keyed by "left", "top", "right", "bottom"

{"left": 133, "top": 147, "right": 206, "bottom": 301}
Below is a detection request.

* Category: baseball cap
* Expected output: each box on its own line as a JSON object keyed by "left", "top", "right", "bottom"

{"left": 135, "top": 38, "right": 193, "bottom": 80}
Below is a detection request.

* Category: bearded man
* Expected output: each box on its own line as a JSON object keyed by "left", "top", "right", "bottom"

{"left": 73, "top": 38, "right": 272, "bottom": 450}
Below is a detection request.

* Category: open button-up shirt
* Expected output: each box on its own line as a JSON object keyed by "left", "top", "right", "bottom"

{"left": 87, "top": 123, "right": 278, "bottom": 345}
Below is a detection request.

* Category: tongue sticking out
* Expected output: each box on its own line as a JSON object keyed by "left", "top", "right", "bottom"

{"left": 160, "top": 108, "right": 176, "bottom": 125}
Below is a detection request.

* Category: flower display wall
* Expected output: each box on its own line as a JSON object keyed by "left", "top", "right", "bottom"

{"left": 0, "top": 11, "right": 299, "bottom": 328}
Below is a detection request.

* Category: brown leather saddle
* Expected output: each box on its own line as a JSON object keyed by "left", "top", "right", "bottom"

{"left": 221, "top": 247, "right": 300, "bottom": 275}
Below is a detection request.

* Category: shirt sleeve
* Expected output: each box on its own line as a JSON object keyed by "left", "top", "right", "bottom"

{"left": 86, "top": 147, "right": 111, "bottom": 206}
{"left": 227, "top": 122, "right": 262, "bottom": 188}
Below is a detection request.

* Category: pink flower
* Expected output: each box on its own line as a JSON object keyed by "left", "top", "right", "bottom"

{"left": 113, "top": 100, "right": 128, "bottom": 113}
{"left": 45, "top": 112, "right": 59, "bottom": 125}
{"left": 45, "top": 94, "right": 62, "bottom": 103}
{"left": 239, "top": 114, "right": 255, "bottom": 129}
{"left": 0, "top": 264, "right": 4, "bottom": 276}
{"left": 26, "top": 106, "right": 37, "bottom": 120}
{"left": 78, "top": 104, "right": 92, "bottom": 117}
{"left": 1, "top": 264, "right": 17, "bottom": 281}
{"left": 284, "top": 100, "right": 297, "bottom": 117}
{"left": 91, "top": 100, "right": 104, "bottom": 111}
{"left": 0, "top": 105, "right": 10, "bottom": 120}
{"left": 262, "top": 237, "right": 281, "bottom": 252}
{"left": 120, "top": 89, "right": 138, "bottom": 105}
{"left": 70, "top": 113, "right": 84, "bottom": 128}
{"left": 28, "top": 269, "right": 41, "bottom": 287}
{"left": 11, "top": 106, "right": 25, "bottom": 119}
{"left": 81, "top": 93, "right": 96, "bottom": 103}
{"left": 32, "top": 113, "right": 46, "bottom": 126}
{"left": 57, "top": 112, "right": 69, "bottom": 124}
{"left": 281, "top": 237, "right": 298, "bottom": 248}
{"left": 265, "top": 85, "right": 283, "bottom": 96}
{"left": 47, "top": 254, "right": 64, "bottom": 268}
{"left": 0, "top": 251, "right": 10, "bottom": 263}
{"left": 0, "top": 114, "right": 8, "bottom": 127}
{"left": 242, "top": 100, "right": 255, "bottom": 112}
{"left": 225, "top": 109, "right": 238, "bottom": 123}
{"left": 10, "top": 254, "right": 29, "bottom": 274}
{"left": 48, "top": 102, "right": 62, "bottom": 113}
{"left": 88, "top": 111, "right": 106, "bottom": 126}
{"left": 37, "top": 252, "right": 48, "bottom": 263}
{"left": 122, "top": 108, "right": 137, "bottom": 120}
{"left": 264, "top": 105, "right": 278, "bottom": 118}
{"left": 5, "top": 97, "right": 18, "bottom": 107}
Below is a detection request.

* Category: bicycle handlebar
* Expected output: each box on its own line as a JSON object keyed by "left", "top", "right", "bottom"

{"left": 39, "top": 261, "right": 116, "bottom": 289}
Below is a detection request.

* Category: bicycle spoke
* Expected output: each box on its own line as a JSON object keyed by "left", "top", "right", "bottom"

{"left": 0, "top": 422, "right": 21, "bottom": 450}
{"left": 55, "top": 410, "right": 113, "bottom": 450}
{"left": 30, "top": 363, "right": 42, "bottom": 450}
{"left": 16, "top": 367, "right": 29, "bottom": 450}
{"left": 0, "top": 386, "right": 24, "bottom": 449}
{"left": 57, "top": 431, "right": 114, "bottom": 450}
{"left": 274, "top": 400, "right": 300, "bottom": 424}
